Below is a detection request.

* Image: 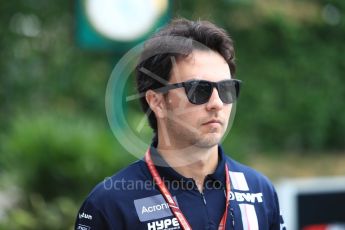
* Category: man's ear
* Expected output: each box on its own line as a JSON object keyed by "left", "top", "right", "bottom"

{"left": 145, "top": 90, "right": 167, "bottom": 119}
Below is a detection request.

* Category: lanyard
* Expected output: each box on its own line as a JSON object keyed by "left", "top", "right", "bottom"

{"left": 145, "top": 148, "right": 232, "bottom": 230}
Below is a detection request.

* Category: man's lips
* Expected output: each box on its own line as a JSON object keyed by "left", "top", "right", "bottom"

{"left": 202, "top": 119, "right": 223, "bottom": 126}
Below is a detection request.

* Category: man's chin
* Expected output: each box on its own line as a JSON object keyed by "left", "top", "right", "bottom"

{"left": 194, "top": 134, "right": 222, "bottom": 148}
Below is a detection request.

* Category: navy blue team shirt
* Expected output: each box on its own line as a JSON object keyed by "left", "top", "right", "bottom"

{"left": 75, "top": 144, "right": 285, "bottom": 230}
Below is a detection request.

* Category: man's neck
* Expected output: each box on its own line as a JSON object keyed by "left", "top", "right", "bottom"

{"left": 156, "top": 142, "right": 219, "bottom": 193}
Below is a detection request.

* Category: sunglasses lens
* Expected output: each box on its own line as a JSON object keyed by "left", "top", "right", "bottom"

{"left": 185, "top": 81, "right": 212, "bottom": 105}
{"left": 218, "top": 80, "right": 238, "bottom": 104}
{"left": 183, "top": 80, "right": 240, "bottom": 105}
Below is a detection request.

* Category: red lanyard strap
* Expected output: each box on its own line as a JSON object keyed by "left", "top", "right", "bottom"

{"left": 145, "top": 149, "right": 231, "bottom": 230}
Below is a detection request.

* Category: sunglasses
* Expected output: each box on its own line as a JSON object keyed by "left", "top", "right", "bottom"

{"left": 155, "top": 79, "right": 242, "bottom": 105}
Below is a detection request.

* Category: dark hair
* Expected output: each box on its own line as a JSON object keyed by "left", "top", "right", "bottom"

{"left": 135, "top": 18, "right": 236, "bottom": 134}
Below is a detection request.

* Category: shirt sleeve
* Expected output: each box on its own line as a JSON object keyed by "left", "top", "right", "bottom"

{"left": 75, "top": 199, "right": 109, "bottom": 230}
{"left": 270, "top": 188, "right": 286, "bottom": 230}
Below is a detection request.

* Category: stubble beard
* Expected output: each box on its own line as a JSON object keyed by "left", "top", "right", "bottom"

{"left": 164, "top": 116, "right": 226, "bottom": 149}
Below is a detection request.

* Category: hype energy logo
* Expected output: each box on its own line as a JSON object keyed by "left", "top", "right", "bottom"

{"left": 147, "top": 218, "right": 180, "bottom": 230}
{"left": 134, "top": 194, "right": 177, "bottom": 222}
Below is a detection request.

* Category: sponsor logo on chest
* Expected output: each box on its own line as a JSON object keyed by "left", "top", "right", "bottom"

{"left": 147, "top": 217, "right": 180, "bottom": 230}
{"left": 230, "top": 191, "right": 263, "bottom": 203}
{"left": 134, "top": 194, "right": 176, "bottom": 222}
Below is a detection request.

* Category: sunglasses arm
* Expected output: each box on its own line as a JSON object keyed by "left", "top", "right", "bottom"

{"left": 154, "top": 83, "right": 184, "bottom": 93}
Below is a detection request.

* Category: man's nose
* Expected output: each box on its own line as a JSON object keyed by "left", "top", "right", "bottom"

{"left": 205, "top": 88, "right": 223, "bottom": 111}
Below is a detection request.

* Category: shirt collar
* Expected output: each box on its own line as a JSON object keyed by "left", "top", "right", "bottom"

{"left": 149, "top": 144, "right": 227, "bottom": 187}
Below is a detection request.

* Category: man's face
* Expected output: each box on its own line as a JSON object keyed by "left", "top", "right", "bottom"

{"left": 160, "top": 49, "right": 232, "bottom": 149}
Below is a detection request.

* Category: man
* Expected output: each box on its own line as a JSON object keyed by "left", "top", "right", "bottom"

{"left": 75, "top": 18, "right": 285, "bottom": 229}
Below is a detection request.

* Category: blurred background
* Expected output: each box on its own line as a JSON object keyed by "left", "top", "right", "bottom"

{"left": 0, "top": 0, "right": 344, "bottom": 229}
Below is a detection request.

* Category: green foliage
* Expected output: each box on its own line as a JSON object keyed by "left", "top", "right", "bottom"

{"left": 0, "top": 195, "right": 77, "bottom": 230}
{"left": 232, "top": 7, "right": 345, "bottom": 152}
{"left": 0, "top": 111, "right": 135, "bottom": 229}
{"left": 0, "top": 111, "right": 132, "bottom": 201}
